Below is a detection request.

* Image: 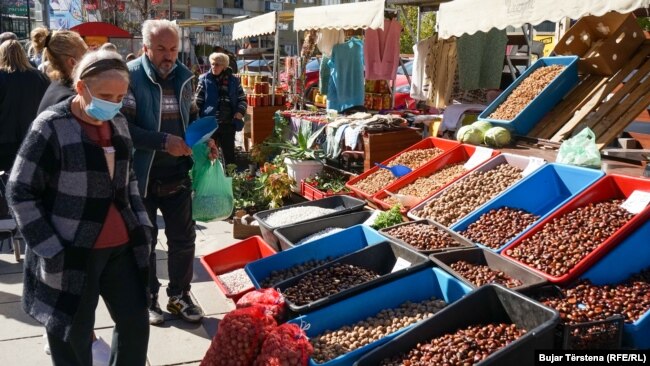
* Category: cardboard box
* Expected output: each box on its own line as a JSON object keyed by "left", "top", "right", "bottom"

{"left": 554, "top": 12, "right": 644, "bottom": 76}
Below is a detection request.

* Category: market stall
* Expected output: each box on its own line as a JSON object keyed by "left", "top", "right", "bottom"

{"left": 231, "top": 11, "right": 295, "bottom": 147}
{"left": 70, "top": 21, "right": 135, "bottom": 56}
{"left": 436, "top": 0, "right": 650, "bottom": 149}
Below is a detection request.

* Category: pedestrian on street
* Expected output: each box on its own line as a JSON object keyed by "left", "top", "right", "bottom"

{"left": 122, "top": 19, "right": 215, "bottom": 325}
{"left": 0, "top": 40, "right": 49, "bottom": 173}
{"left": 34, "top": 28, "right": 89, "bottom": 114}
{"left": 194, "top": 52, "right": 247, "bottom": 167}
{"left": 6, "top": 49, "right": 152, "bottom": 366}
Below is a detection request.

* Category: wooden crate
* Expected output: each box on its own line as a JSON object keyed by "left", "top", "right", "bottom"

{"left": 529, "top": 41, "right": 650, "bottom": 149}
{"left": 362, "top": 128, "right": 422, "bottom": 171}
{"left": 248, "top": 105, "right": 281, "bottom": 146}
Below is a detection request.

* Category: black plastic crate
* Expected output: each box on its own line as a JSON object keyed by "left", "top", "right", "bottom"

{"left": 253, "top": 195, "right": 366, "bottom": 250}
{"left": 275, "top": 240, "right": 430, "bottom": 313}
{"left": 380, "top": 219, "right": 475, "bottom": 254}
{"left": 354, "top": 284, "right": 560, "bottom": 366}
{"left": 522, "top": 285, "right": 625, "bottom": 350}
{"left": 430, "top": 247, "right": 548, "bottom": 292}
{"left": 274, "top": 210, "right": 376, "bottom": 251}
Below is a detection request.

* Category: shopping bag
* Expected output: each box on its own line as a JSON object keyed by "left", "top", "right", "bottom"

{"left": 191, "top": 143, "right": 234, "bottom": 222}
{"left": 556, "top": 127, "right": 602, "bottom": 169}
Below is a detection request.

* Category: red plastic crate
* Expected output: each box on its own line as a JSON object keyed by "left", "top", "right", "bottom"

{"left": 371, "top": 145, "right": 500, "bottom": 211}
{"left": 300, "top": 180, "right": 356, "bottom": 201}
{"left": 200, "top": 236, "right": 277, "bottom": 302}
{"left": 345, "top": 137, "right": 460, "bottom": 200}
{"left": 502, "top": 174, "right": 650, "bottom": 285}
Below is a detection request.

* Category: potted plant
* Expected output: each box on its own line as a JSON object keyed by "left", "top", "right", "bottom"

{"left": 267, "top": 124, "right": 327, "bottom": 193}
{"left": 301, "top": 169, "right": 354, "bottom": 200}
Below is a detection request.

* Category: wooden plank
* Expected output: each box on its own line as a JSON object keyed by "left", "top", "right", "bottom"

{"left": 549, "top": 78, "right": 611, "bottom": 141}
{"left": 534, "top": 43, "right": 650, "bottom": 139}
{"left": 578, "top": 46, "right": 650, "bottom": 125}
{"left": 597, "top": 91, "right": 650, "bottom": 149}
{"left": 548, "top": 48, "right": 650, "bottom": 142}
{"left": 592, "top": 70, "right": 650, "bottom": 137}
{"left": 530, "top": 76, "right": 604, "bottom": 138}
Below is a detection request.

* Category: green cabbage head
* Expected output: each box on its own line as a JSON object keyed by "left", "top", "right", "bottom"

{"left": 456, "top": 125, "right": 483, "bottom": 145}
{"left": 484, "top": 127, "right": 512, "bottom": 148}
{"left": 471, "top": 120, "right": 493, "bottom": 136}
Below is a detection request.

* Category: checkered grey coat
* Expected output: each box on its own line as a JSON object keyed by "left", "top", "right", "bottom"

{"left": 6, "top": 99, "right": 152, "bottom": 341}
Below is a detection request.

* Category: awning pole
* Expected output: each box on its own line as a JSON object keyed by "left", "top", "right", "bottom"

{"left": 272, "top": 12, "right": 280, "bottom": 106}
{"left": 416, "top": 6, "right": 421, "bottom": 43}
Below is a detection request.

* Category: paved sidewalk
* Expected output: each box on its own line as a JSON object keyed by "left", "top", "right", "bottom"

{"left": 0, "top": 216, "right": 239, "bottom": 365}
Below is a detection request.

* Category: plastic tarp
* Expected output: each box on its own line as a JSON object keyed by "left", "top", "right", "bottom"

{"left": 437, "top": 0, "right": 650, "bottom": 39}
{"left": 232, "top": 11, "right": 277, "bottom": 40}
{"left": 293, "top": 0, "right": 385, "bottom": 31}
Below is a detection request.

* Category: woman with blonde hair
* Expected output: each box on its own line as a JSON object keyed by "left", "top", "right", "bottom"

{"left": 0, "top": 40, "right": 49, "bottom": 172}
{"left": 7, "top": 49, "right": 152, "bottom": 366}
{"left": 33, "top": 27, "right": 89, "bottom": 114}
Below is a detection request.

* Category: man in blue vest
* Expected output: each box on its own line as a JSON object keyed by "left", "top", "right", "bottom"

{"left": 194, "top": 52, "right": 247, "bottom": 166}
{"left": 122, "top": 19, "right": 215, "bottom": 325}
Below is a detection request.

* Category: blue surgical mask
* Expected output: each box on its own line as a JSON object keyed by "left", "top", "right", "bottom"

{"left": 84, "top": 85, "right": 122, "bottom": 121}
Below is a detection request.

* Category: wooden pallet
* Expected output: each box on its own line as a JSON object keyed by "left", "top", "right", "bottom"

{"left": 529, "top": 41, "right": 650, "bottom": 149}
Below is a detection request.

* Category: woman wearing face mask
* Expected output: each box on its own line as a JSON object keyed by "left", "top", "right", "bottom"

{"left": 6, "top": 49, "right": 152, "bottom": 366}
{"left": 33, "top": 27, "right": 88, "bottom": 114}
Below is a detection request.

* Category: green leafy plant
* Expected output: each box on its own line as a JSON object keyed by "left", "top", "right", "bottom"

{"left": 258, "top": 162, "right": 293, "bottom": 208}
{"left": 304, "top": 171, "right": 350, "bottom": 194}
{"left": 250, "top": 112, "right": 291, "bottom": 165}
{"left": 226, "top": 164, "right": 270, "bottom": 212}
{"left": 371, "top": 205, "right": 404, "bottom": 230}
{"left": 267, "top": 124, "right": 327, "bottom": 161}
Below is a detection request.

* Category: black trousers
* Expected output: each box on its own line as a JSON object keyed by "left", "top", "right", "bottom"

{"left": 47, "top": 245, "right": 149, "bottom": 366}
{"left": 214, "top": 122, "right": 236, "bottom": 167}
{"left": 144, "top": 182, "right": 196, "bottom": 297}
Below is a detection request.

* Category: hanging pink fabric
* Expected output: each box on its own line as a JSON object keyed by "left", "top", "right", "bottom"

{"left": 364, "top": 19, "right": 402, "bottom": 80}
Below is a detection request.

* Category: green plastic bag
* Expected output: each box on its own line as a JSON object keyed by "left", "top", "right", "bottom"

{"left": 556, "top": 127, "right": 602, "bottom": 169}
{"left": 191, "top": 143, "right": 234, "bottom": 222}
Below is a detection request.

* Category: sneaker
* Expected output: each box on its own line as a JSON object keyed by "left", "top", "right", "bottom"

{"left": 149, "top": 296, "right": 165, "bottom": 325}
{"left": 91, "top": 336, "right": 111, "bottom": 366}
{"left": 43, "top": 333, "right": 50, "bottom": 355}
{"left": 167, "top": 292, "right": 204, "bottom": 323}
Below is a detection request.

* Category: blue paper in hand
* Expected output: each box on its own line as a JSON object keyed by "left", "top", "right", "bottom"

{"left": 185, "top": 116, "right": 218, "bottom": 147}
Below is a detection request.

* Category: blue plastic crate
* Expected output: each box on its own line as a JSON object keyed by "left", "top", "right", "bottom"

{"left": 580, "top": 220, "right": 650, "bottom": 349}
{"left": 245, "top": 225, "right": 386, "bottom": 289}
{"left": 288, "top": 268, "right": 472, "bottom": 366}
{"left": 451, "top": 163, "right": 604, "bottom": 253}
{"left": 479, "top": 56, "right": 579, "bottom": 135}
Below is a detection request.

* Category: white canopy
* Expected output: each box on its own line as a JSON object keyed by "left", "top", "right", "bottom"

{"left": 293, "top": 0, "right": 385, "bottom": 31}
{"left": 232, "top": 11, "right": 277, "bottom": 40}
{"left": 438, "top": 0, "right": 650, "bottom": 39}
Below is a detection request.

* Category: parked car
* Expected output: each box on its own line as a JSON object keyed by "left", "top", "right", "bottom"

{"left": 394, "top": 60, "right": 415, "bottom": 109}
{"left": 279, "top": 57, "right": 321, "bottom": 100}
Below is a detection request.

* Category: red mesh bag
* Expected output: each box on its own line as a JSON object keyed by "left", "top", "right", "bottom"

{"left": 236, "top": 288, "right": 286, "bottom": 322}
{"left": 201, "top": 306, "right": 277, "bottom": 366}
{"left": 254, "top": 323, "right": 314, "bottom": 366}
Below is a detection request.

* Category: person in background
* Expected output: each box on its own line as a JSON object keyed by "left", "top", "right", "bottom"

{"left": 213, "top": 45, "right": 238, "bottom": 74}
{"left": 0, "top": 40, "right": 49, "bottom": 173}
{"left": 34, "top": 28, "right": 88, "bottom": 114}
{"left": 126, "top": 53, "right": 137, "bottom": 62}
{"left": 7, "top": 49, "right": 152, "bottom": 366}
{"left": 122, "top": 19, "right": 214, "bottom": 325}
{"left": 0, "top": 32, "right": 17, "bottom": 44}
{"left": 100, "top": 42, "right": 118, "bottom": 52}
{"left": 29, "top": 27, "right": 48, "bottom": 67}
{"left": 194, "top": 52, "right": 247, "bottom": 167}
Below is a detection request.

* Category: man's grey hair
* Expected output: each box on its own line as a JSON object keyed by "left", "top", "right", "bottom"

{"left": 142, "top": 19, "right": 180, "bottom": 47}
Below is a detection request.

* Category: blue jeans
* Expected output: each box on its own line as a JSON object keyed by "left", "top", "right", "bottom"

{"left": 144, "top": 179, "right": 196, "bottom": 298}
